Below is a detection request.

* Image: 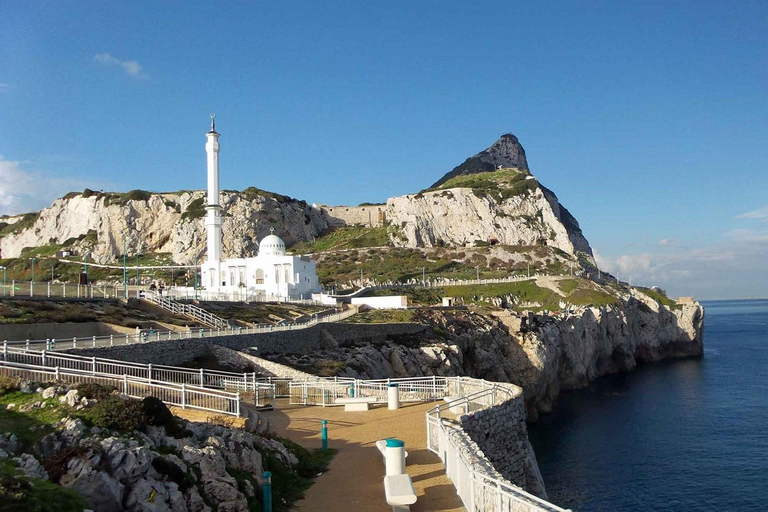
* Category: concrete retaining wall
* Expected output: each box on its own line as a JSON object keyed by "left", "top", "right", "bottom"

{"left": 0, "top": 322, "right": 131, "bottom": 342}
{"left": 209, "top": 345, "right": 316, "bottom": 380}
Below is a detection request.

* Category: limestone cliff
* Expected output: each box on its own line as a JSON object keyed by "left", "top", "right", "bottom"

{"left": 0, "top": 190, "right": 331, "bottom": 264}
{"left": 274, "top": 295, "right": 704, "bottom": 421}
{"left": 385, "top": 181, "right": 593, "bottom": 258}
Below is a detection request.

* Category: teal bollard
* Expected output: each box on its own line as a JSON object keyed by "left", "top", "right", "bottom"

{"left": 349, "top": 382, "right": 355, "bottom": 397}
{"left": 262, "top": 471, "right": 272, "bottom": 512}
{"left": 321, "top": 420, "right": 328, "bottom": 451}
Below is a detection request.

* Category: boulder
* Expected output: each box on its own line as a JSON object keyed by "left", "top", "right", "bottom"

{"left": 13, "top": 453, "right": 48, "bottom": 480}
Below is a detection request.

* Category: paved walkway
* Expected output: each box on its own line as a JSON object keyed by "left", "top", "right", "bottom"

{"left": 263, "top": 399, "right": 464, "bottom": 512}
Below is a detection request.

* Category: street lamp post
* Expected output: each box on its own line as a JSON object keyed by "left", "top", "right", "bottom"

{"left": 475, "top": 265, "right": 480, "bottom": 281}
{"left": 194, "top": 253, "right": 198, "bottom": 300}
{"left": 0, "top": 266, "right": 5, "bottom": 297}
{"left": 136, "top": 254, "right": 140, "bottom": 298}
{"left": 122, "top": 231, "right": 127, "bottom": 299}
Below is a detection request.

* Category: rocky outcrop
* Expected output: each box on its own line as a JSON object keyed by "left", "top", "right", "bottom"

{"left": 0, "top": 388, "right": 300, "bottom": 512}
{"left": 385, "top": 184, "right": 593, "bottom": 257}
{"left": 269, "top": 298, "right": 704, "bottom": 421}
{"left": 431, "top": 133, "right": 529, "bottom": 188}
{"left": 0, "top": 190, "right": 331, "bottom": 264}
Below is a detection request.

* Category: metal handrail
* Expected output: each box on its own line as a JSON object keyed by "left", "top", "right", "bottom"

{"left": 0, "top": 308, "right": 358, "bottom": 349}
{"left": 0, "top": 359, "right": 242, "bottom": 417}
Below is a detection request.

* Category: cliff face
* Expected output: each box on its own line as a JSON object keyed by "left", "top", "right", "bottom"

{"left": 275, "top": 297, "right": 704, "bottom": 421}
{"left": 0, "top": 191, "right": 331, "bottom": 264}
{"left": 385, "top": 183, "right": 593, "bottom": 257}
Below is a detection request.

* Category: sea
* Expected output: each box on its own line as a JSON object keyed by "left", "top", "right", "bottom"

{"left": 527, "top": 299, "right": 768, "bottom": 512}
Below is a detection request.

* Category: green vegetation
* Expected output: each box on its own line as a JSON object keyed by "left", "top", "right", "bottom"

{"left": 636, "top": 287, "right": 679, "bottom": 308}
{"left": 444, "top": 280, "right": 561, "bottom": 309}
{"left": 427, "top": 168, "right": 538, "bottom": 201}
{"left": 557, "top": 278, "right": 579, "bottom": 294}
{"left": 237, "top": 186, "right": 298, "bottom": 204}
{"left": 181, "top": 197, "right": 206, "bottom": 220}
{"left": 195, "top": 302, "right": 327, "bottom": 325}
{"left": 290, "top": 225, "right": 394, "bottom": 253}
{"left": 0, "top": 213, "right": 40, "bottom": 236}
{"left": 345, "top": 309, "right": 417, "bottom": 323}
{"left": 0, "top": 458, "right": 88, "bottom": 512}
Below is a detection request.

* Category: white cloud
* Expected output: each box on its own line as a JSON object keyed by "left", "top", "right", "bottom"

{"left": 658, "top": 238, "right": 676, "bottom": 246}
{"left": 737, "top": 205, "right": 768, "bottom": 220}
{"left": 94, "top": 53, "right": 148, "bottom": 79}
{"left": 596, "top": 231, "right": 768, "bottom": 300}
{"left": 0, "top": 156, "right": 110, "bottom": 216}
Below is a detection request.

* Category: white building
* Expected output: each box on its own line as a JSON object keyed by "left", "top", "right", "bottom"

{"left": 199, "top": 116, "right": 321, "bottom": 301}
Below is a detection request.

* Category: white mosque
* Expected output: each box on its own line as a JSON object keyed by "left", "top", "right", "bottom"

{"left": 199, "top": 116, "right": 321, "bottom": 301}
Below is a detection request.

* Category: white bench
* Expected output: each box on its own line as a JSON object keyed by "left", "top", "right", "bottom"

{"left": 335, "top": 397, "right": 378, "bottom": 411}
{"left": 375, "top": 440, "right": 409, "bottom": 461}
{"left": 384, "top": 474, "right": 417, "bottom": 512}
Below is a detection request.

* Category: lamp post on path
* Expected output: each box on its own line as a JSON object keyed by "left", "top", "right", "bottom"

{"left": 122, "top": 230, "right": 127, "bottom": 299}
{"left": 0, "top": 266, "right": 5, "bottom": 296}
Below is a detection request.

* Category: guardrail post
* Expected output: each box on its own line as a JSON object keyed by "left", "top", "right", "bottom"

{"left": 110, "top": 334, "right": 114, "bottom": 346}
{"left": 181, "top": 383, "right": 186, "bottom": 409}
{"left": 92, "top": 357, "right": 96, "bottom": 375}
{"left": 26, "top": 340, "right": 30, "bottom": 350}
{"left": 262, "top": 471, "right": 272, "bottom": 512}
{"left": 147, "top": 363, "right": 153, "bottom": 381}
{"left": 235, "top": 391, "right": 241, "bottom": 417}
{"left": 242, "top": 372, "right": 247, "bottom": 390}
{"left": 126, "top": 333, "right": 130, "bottom": 344}
{"left": 55, "top": 366, "right": 60, "bottom": 380}
{"left": 73, "top": 337, "right": 77, "bottom": 349}
{"left": 200, "top": 368, "right": 205, "bottom": 386}
{"left": 321, "top": 420, "right": 328, "bottom": 451}
{"left": 2, "top": 340, "right": 6, "bottom": 360}
{"left": 123, "top": 374, "right": 128, "bottom": 394}
{"left": 41, "top": 350, "right": 46, "bottom": 366}
{"left": 432, "top": 375, "right": 437, "bottom": 399}
{"left": 92, "top": 336, "right": 96, "bottom": 348}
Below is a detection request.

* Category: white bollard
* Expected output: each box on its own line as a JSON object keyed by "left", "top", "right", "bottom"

{"left": 384, "top": 439, "right": 406, "bottom": 476}
{"left": 387, "top": 383, "right": 400, "bottom": 410}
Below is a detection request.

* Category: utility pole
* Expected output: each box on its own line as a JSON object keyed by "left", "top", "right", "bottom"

{"left": 136, "top": 253, "right": 140, "bottom": 298}
{"left": 122, "top": 231, "right": 127, "bottom": 299}
{"left": 194, "top": 253, "right": 198, "bottom": 300}
{"left": 527, "top": 262, "right": 530, "bottom": 278}
{"left": 30, "top": 257, "right": 37, "bottom": 283}
{"left": 475, "top": 265, "right": 480, "bottom": 281}
{"left": 0, "top": 266, "right": 5, "bottom": 296}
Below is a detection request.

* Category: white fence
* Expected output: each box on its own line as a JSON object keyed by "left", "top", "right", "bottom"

{"left": 0, "top": 359, "right": 242, "bottom": 417}
{"left": 144, "top": 292, "right": 230, "bottom": 329}
{"left": 426, "top": 382, "right": 571, "bottom": 512}
{"left": 288, "top": 376, "right": 452, "bottom": 406}
{"left": 0, "top": 281, "right": 124, "bottom": 299}
{"left": 0, "top": 308, "right": 358, "bottom": 351}
{"left": 0, "top": 346, "right": 276, "bottom": 408}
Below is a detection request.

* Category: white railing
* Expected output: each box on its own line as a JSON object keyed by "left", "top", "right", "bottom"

{"left": 426, "top": 381, "right": 571, "bottom": 512}
{"left": 144, "top": 292, "right": 230, "bottom": 329}
{"left": 0, "top": 281, "right": 124, "bottom": 299}
{"left": 0, "top": 308, "right": 359, "bottom": 351}
{"left": 0, "top": 359, "right": 242, "bottom": 417}
{"left": 288, "top": 376, "right": 453, "bottom": 406}
{"left": 0, "top": 346, "right": 275, "bottom": 408}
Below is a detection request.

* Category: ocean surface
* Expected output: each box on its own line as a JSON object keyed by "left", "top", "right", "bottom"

{"left": 527, "top": 299, "right": 768, "bottom": 511}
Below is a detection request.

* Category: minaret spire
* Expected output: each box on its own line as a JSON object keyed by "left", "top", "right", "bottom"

{"left": 205, "top": 116, "right": 222, "bottom": 264}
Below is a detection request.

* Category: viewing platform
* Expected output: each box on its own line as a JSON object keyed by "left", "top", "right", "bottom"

{"left": 264, "top": 398, "right": 464, "bottom": 512}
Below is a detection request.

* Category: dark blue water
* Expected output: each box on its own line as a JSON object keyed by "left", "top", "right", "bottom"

{"left": 528, "top": 299, "right": 768, "bottom": 511}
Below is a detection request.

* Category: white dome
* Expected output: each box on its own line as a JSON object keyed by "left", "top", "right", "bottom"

{"left": 259, "top": 233, "right": 286, "bottom": 257}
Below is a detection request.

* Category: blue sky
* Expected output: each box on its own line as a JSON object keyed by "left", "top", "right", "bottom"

{"left": 1, "top": 1, "right": 766, "bottom": 299}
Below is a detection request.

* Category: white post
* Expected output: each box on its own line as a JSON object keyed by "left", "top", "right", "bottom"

{"left": 181, "top": 383, "right": 186, "bottom": 409}
{"left": 236, "top": 391, "right": 241, "bottom": 417}
{"left": 147, "top": 363, "right": 153, "bottom": 381}
{"left": 200, "top": 368, "right": 205, "bottom": 386}
{"left": 123, "top": 374, "right": 128, "bottom": 394}
{"left": 92, "top": 357, "right": 96, "bottom": 375}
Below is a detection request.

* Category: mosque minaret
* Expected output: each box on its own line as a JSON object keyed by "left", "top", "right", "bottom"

{"left": 199, "top": 116, "right": 320, "bottom": 301}
{"left": 205, "top": 114, "right": 223, "bottom": 264}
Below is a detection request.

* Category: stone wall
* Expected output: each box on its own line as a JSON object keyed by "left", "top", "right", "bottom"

{"left": 208, "top": 345, "right": 316, "bottom": 380}
{"left": 68, "top": 322, "right": 428, "bottom": 366}
{"left": 457, "top": 381, "right": 547, "bottom": 498}
{"left": 319, "top": 205, "right": 386, "bottom": 228}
